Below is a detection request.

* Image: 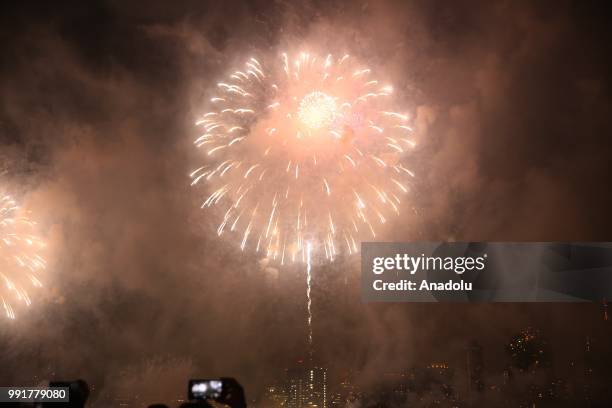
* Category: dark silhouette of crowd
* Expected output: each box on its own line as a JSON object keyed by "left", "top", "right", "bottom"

{"left": 4, "top": 378, "right": 246, "bottom": 408}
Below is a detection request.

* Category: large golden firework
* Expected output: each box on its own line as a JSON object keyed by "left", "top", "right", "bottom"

{"left": 191, "top": 51, "right": 416, "bottom": 264}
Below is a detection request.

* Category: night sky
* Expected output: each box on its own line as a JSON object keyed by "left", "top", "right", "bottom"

{"left": 1, "top": 0, "right": 612, "bottom": 405}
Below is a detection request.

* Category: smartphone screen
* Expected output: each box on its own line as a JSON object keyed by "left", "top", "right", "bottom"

{"left": 188, "top": 379, "right": 223, "bottom": 400}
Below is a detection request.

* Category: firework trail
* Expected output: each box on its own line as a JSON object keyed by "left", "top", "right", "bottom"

{"left": 0, "top": 193, "right": 46, "bottom": 320}
{"left": 192, "top": 51, "right": 415, "bottom": 354}
{"left": 306, "top": 242, "right": 313, "bottom": 357}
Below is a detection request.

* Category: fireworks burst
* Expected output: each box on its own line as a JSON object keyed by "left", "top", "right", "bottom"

{"left": 191, "top": 51, "right": 416, "bottom": 264}
{"left": 0, "top": 193, "right": 46, "bottom": 320}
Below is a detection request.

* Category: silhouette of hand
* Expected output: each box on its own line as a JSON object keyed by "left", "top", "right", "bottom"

{"left": 218, "top": 378, "right": 246, "bottom": 408}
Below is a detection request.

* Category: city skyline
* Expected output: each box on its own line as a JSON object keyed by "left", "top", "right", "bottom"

{"left": 260, "top": 325, "right": 611, "bottom": 407}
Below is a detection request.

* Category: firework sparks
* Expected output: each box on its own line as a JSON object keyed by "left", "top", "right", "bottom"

{"left": 193, "top": 51, "right": 416, "bottom": 359}
{"left": 192, "top": 51, "right": 416, "bottom": 264}
{"left": 298, "top": 91, "right": 337, "bottom": 129}
{"left": 0, "top": 193, "right": 46, "bottom": 320}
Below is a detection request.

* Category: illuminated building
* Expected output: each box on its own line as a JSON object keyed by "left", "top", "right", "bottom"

{"left": 286, "top": 362, "right": 328, "bottom": 408}
{"left": 263, "top": 382, "right": 288, "bottom": 407}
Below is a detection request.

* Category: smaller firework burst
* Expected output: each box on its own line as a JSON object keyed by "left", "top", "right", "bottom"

{"left": 0, "top": 192, "right": 46, "bottom": 320}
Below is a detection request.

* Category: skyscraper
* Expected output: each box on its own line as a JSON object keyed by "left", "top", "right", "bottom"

{"left": 287, "top": 364, "right": 306, "bottom": 408}
{"left": 286, "top": 361, "right": 328, "bottom": 408}
{"left": 306, "top": 366, "right": 327, "bottom": 408}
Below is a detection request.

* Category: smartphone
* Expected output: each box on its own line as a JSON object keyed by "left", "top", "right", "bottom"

{"left": 188, "top": 379, "right": 224, "bottom": 400}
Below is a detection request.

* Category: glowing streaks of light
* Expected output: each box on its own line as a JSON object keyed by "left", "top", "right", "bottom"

{"left": 192, "top": 51, "right": 415, "bottom": 266}
{"left": 323, "top": 179, "right": 331, "bottom": 196}
{"left": 0, "top": 194, "right": 46, "bottom": 320}
{"left": 381, "top": 111, "right": 408, "bottom": 121}
{"left": 244, "top": 164, "right": 260, "bottom": 179}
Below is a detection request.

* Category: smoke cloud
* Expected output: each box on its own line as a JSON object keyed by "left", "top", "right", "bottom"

{"left": 1, "top": 0, "right": 611, "bottom": 404}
